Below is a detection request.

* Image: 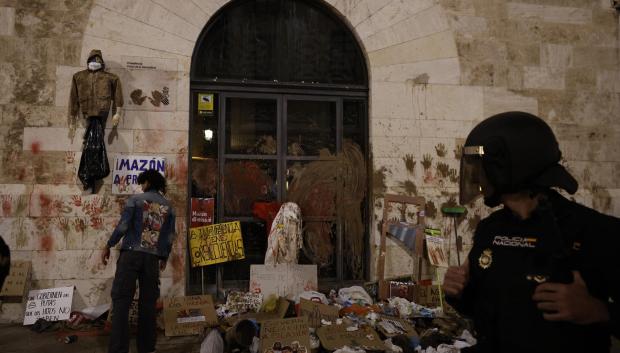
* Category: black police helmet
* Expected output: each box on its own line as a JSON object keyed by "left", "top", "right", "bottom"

{"left": 461, "top": 111, "right": 578, "bottom": 207}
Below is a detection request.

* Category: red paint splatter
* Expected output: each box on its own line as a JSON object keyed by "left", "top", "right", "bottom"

{"left": 175, "top": 154, "right": 188, "bottom": 184}
{"left": 31, "top": 142, "right": 41, "bottom": 154}
{"left": 39, "top": 194, "right": 52, "bottom": 216}
{"left": 40, "top": 235, "right": 54, "bottom": 251}
{"left": 17, "top": 168, "right": 26, "bottom": 181}
{"left": 1, "top": 197, "right": 12, "bottom": 216}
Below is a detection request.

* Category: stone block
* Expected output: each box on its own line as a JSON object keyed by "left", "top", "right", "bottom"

{"left": 54, "top": 65, "right": 82, "bottom": 107}
{"left": 0, "top": 6, "right": 15, "bottom": 36}
{"left": 482, "top": 87, "right": 539, "bottom": 118}
{"left": 597, "top": 70, "right": 620, "bottom": 92}
{"left": 1, "top": 217, "right": 68, "bottom": 251}
{"left": 448, "top": 15, "right": 488, "bottom": 37}
{"left": 507, "top": 2, "right": 592, "bottom": 25}
{"left": 370, "top": 81, "right": 414, "bottom": 119}
{"left": 573, "top": 46, "right": 619, "bottom": 68}
{"left": 151, "top": 0, "right": 211, "bottom": 29}
{"left": 0, "top": 303, "right": 25, "bottom": 323}
{"left": 371, "top": 136, "right": 418, "bottom": 159}
{"left": 414, "top": 84, "right": 483, "bottom": 122}
{"left": 368, "top": 30, "right": 458, "bottom": 67}
{"left": 419, "top": 119, "right": 475, "bottom": 139}
{"left": 506, "top": 43, "right": 540, "bottom": 66}
{"left": 364, "top": 5, "right": 450, "bottom": 52}
{"left": 30, "top": 249, "right": 117, "bottom": 280}
{"left": 23, "top": 127, "right": 134, "bottom": 153}
{"left": 29, "top": 184, "right": 124, "bottom": 219}
{"left": 134, "top": 130, "right": 188, "bottom": 154}
{"left": 176, "top": 71, "right": 189, "bottom": 112}
{"left": 0, "top": 62, "right": 16, "bottom": 104}
{"left": 354, "top": 0, "right": 435, "bottom": 39}
{"left": 370, "top": 118, "right": 421, "bottom": 138}
{"left": 523, "top": 66, "right": 565, "bottom": 90}
{"left": 371, "top": 58, "right": 461, "bottom": 84}
{"left": 565, "top": 67, "right": 596, "bottom": 90}
{"left": 85, "top": 5, "right": 194, "bottom": 56}
{"left": 54, "top": 278, "right": 113, "bottom": 310}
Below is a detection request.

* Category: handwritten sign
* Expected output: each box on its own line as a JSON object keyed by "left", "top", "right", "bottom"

{"left": 163, "top": 295, "right": 218, "bottom": 336}
{"left": 226, "top": 291, "right": 263, "bottom": 314}
{"left": 425, "top": 235, "right": 448, "bottom": 267}
{"left": 112, "top": 155, "right": 166, "bottom": 194}
{"left": 249, "top": 265, "right": 317, "bottom": 300}
{"left": 1, "top": 261, "right": 31, "bottom": 301}
{"left": 24, "top": 286, "right": 74, "bottom": 325}
{"left": 189, "top": 221, "right": 245, "bottom": 267}
{"left": 190, "top": 198, "right": 214, "bottom": 228}
{"left": 260, "top": 317, "right": 310, "bottom": 353}
{"left": 413, "top": 285, "right": 443, "bottom": 309}
{"left": 316, "top": 324, "right": 384, "bottom": 351}
{"left": 298, "top": 298, "right": 340, "bottom": 328}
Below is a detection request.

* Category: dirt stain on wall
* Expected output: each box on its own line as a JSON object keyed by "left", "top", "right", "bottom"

{"left": 398, "top": 180, "right": 417, "bottom": 196}
{"left": 373, "top": 166, "right": 388, "bottom": 195}
{"left": 402, "top": 154, "right": 416, "bottom": 174}
{"left": 425, "top": 200, "right": 437, "bottom": 219}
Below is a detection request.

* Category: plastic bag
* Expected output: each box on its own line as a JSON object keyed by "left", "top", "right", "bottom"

{"left": 78, "top": 116, "right": 110, "bottom": 190}
{"left": 201, "top": 329, "right": 224, "bottom": 353}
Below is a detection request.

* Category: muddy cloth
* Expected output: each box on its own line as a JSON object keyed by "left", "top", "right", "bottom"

{"left": 69, "top": 49, "right": 123, "bottom": 118}
{"left": 448, "top": 190, "right": 620, "bottom": 353}
{"left": 78, "top": 116, "right": 109, "bottom": 190}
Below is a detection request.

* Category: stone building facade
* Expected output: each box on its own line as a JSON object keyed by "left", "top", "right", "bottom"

{"left": 0, "top": 0, "right": 618, "bottom": 322}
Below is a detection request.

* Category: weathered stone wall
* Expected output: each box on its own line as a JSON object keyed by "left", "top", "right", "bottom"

{"left": 0, "top": 0, "right": 618, "bottom": 322}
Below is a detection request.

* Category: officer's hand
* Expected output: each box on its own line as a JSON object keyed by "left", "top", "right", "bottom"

{"left": 101, "top": 246, "right": 111, "bottom": 266}
{"left": 532, "top": 271, "right": 610, "bottom": 324}
{"left": 442, "top": 261, "right": 469, "bottom": 298}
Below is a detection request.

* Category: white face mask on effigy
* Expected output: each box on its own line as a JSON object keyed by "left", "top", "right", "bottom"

{"left": 88, "top": 62, "right": 102, "bottom": 71}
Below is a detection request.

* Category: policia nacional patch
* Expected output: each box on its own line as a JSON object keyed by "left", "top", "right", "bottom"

{"left": 478, "top": 249, "right": 493, "bottom": 269}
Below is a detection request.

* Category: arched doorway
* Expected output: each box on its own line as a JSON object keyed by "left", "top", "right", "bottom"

{"left": 188, "top": 0, "right": 369, "bottom": 294}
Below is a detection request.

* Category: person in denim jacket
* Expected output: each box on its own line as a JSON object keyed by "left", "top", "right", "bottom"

{"left": 102, "top": 169, "right": 176, "bottom": 353}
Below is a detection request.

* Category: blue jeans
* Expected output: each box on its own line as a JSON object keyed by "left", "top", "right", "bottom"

{"left": 108, "top": 250, "right": 160, "bottom": 353}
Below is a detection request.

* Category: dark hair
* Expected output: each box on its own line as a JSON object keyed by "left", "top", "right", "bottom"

{"left": 137, "top": 169, "right": 167, "bottom": 194}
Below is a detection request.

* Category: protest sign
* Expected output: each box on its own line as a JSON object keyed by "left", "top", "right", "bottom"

{"left": 249, "top": 264, "right": 317, "bottom": 300}
{"left": 189, "top": 221, "right": 245, "bottom": 267}
{"left": 226, "top": 291, "right": 263, "bottom": 314}
{"left": 112, "top": 155, "right": 165, "bottom": 194}
{"left": 1, "top": 261, "right": 31, "bottom": 302}
{"left": 298, "top": 298, "right": 340, "bottom": 328}
{"left": 24, "top": 286, "right": 74, "bottom": 325}
{"left": 425, "top": 235, "right": 448, "bottom": 267}
{"left": 190, "top": 198, "right": 214, "bottom": 228}
{"left": 413, "top": 285, "right": 443, "bottom": 309}
{"left": 260, "top": 317, "right": 310, "bottom": 353}
{"left": 316, "top": 324, "right": 384, "bottom": 351}
{"left": 227, "top": 297, "right": 289, "bottom": 325}
{"left": 163, "top": 295, "right": 218, "bottom": 336}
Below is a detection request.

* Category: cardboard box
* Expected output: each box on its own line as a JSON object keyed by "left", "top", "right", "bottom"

{"left": 316, "top": 323, "right": 384, "bottom": 351}
{"left": 260, "top": 316, "right": 311, "bottom": 353}
{"left": 227, "top": 297, "right": 289, "bottom": 324}
{"left": 163, "top": 295, "right": 218, "bottom": 336}
{"left": 0, "top": 261, "right": 31, "bottom": 302}
{"left": 298, "top": 298, "right": 340, "bottom": 328}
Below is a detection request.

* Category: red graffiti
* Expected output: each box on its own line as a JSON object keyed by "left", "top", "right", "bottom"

{"left": 31, "top": 142, "right": 41, "bottom": 154}
{"left": 1, "top": 196, "right": 12, "bottom": 216}
{"left": 39, "top": 193, "right": 52, "bottom": 216}
{"left": 40, "top": 234, "right": 54, "bottom": 251}
{"left": 71, "top": 195, "right": 82, "bottom": 207}
{"left": 17, "top": 168, "right": 26, "bottom": 181}
{"left": 90, "top": 217, "right": 103, "bottom": 230}
{"left": 73, "top": 218, "right": 87, "bottom": 233}
{"left": 175, "top": 154, "right": 188, "bottom": 184}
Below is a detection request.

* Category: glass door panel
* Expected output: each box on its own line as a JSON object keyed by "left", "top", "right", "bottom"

{"left": 286, "top": 100, "right": 336, "bottom": 156}
{"left": 225, "top": 97, "right": 278, "bottom": 155}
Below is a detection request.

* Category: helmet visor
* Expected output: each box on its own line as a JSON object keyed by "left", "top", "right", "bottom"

{"left": 459, "top": 147, "right": 494, "bottom": 205}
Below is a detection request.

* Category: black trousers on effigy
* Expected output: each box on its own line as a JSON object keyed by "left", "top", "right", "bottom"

{"left": 108, "top": 250, "right": 160, "bottom": 353}
{"left": 78, "top": 116, "right": 110, "bottom": 192}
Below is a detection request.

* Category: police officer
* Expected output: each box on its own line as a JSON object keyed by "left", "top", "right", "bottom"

{"left": 443, "top": 111, "right": 620, "bottom": 353}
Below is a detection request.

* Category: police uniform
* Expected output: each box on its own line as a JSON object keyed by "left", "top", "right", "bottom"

{"left": 451, "top": 190, "right": 620, "bottom": 353}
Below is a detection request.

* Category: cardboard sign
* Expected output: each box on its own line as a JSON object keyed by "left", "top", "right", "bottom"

{"left": 250, "top": 265, "right": 317, "bottom": 300}
{"left": 388, "top": 280, "right": 415, "bottom": 301}
{"left": 226, "top": 291, "right": 263, "bottom": 314}
{"left": 189, "top": 221, "right": 245, "bottom": 267}
{"left": 260, "top": 317, "right": 311, "bottom": 353}
{"left": 316, "top": 324, "right": 384, "bottom": 351}
{"left": 425, "top": 235, "right": 448, "bottom": 268}
{"left": 112, "top": 155, "right": 166, "bottom": 194}
{"left": 24, "top": 286, "right": 74, "bottom": 325}
{"left": 227, "top": 297, "right": 289, "bottom": 324}
{"left": 298, "top": 298, "right": 340, "bottom": 328}
{"left": 0, "top": 261, "right": 31, "bottom": 302}
{"left": 376, "top": 316, "right": 417, "bottom": 338}
{"left": 190, "top": 198, "right": 214, "bottom": 228}
{"left": 163, "top": 295, "right": 218, "bottom": 336}
{"left": 413, "top": 285, "right": 443, "bottom": 309}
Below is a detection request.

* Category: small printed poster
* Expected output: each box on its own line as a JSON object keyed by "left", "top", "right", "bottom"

{"left": 189, "top": 221, "right": 245, "bottom": 267}
{"left": 425, "top": 235, "right": 448, "bottom": 268}
{"left": 198, "top": 93, "right": 214, "bottom": 112}
{"left": 190, "top": 198, "right": 214, "bottom": 228}
{"left": 112, "top": 155, "right": 166, "bottom": 194}
{"left": 225, "top": 291, "right": 263, "bottom": 314}
{"left": 298, "top": 298, "right": 340, "bottom": 328}
{"left": 24, "top": 286, "right": 74, "bottom": 325}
